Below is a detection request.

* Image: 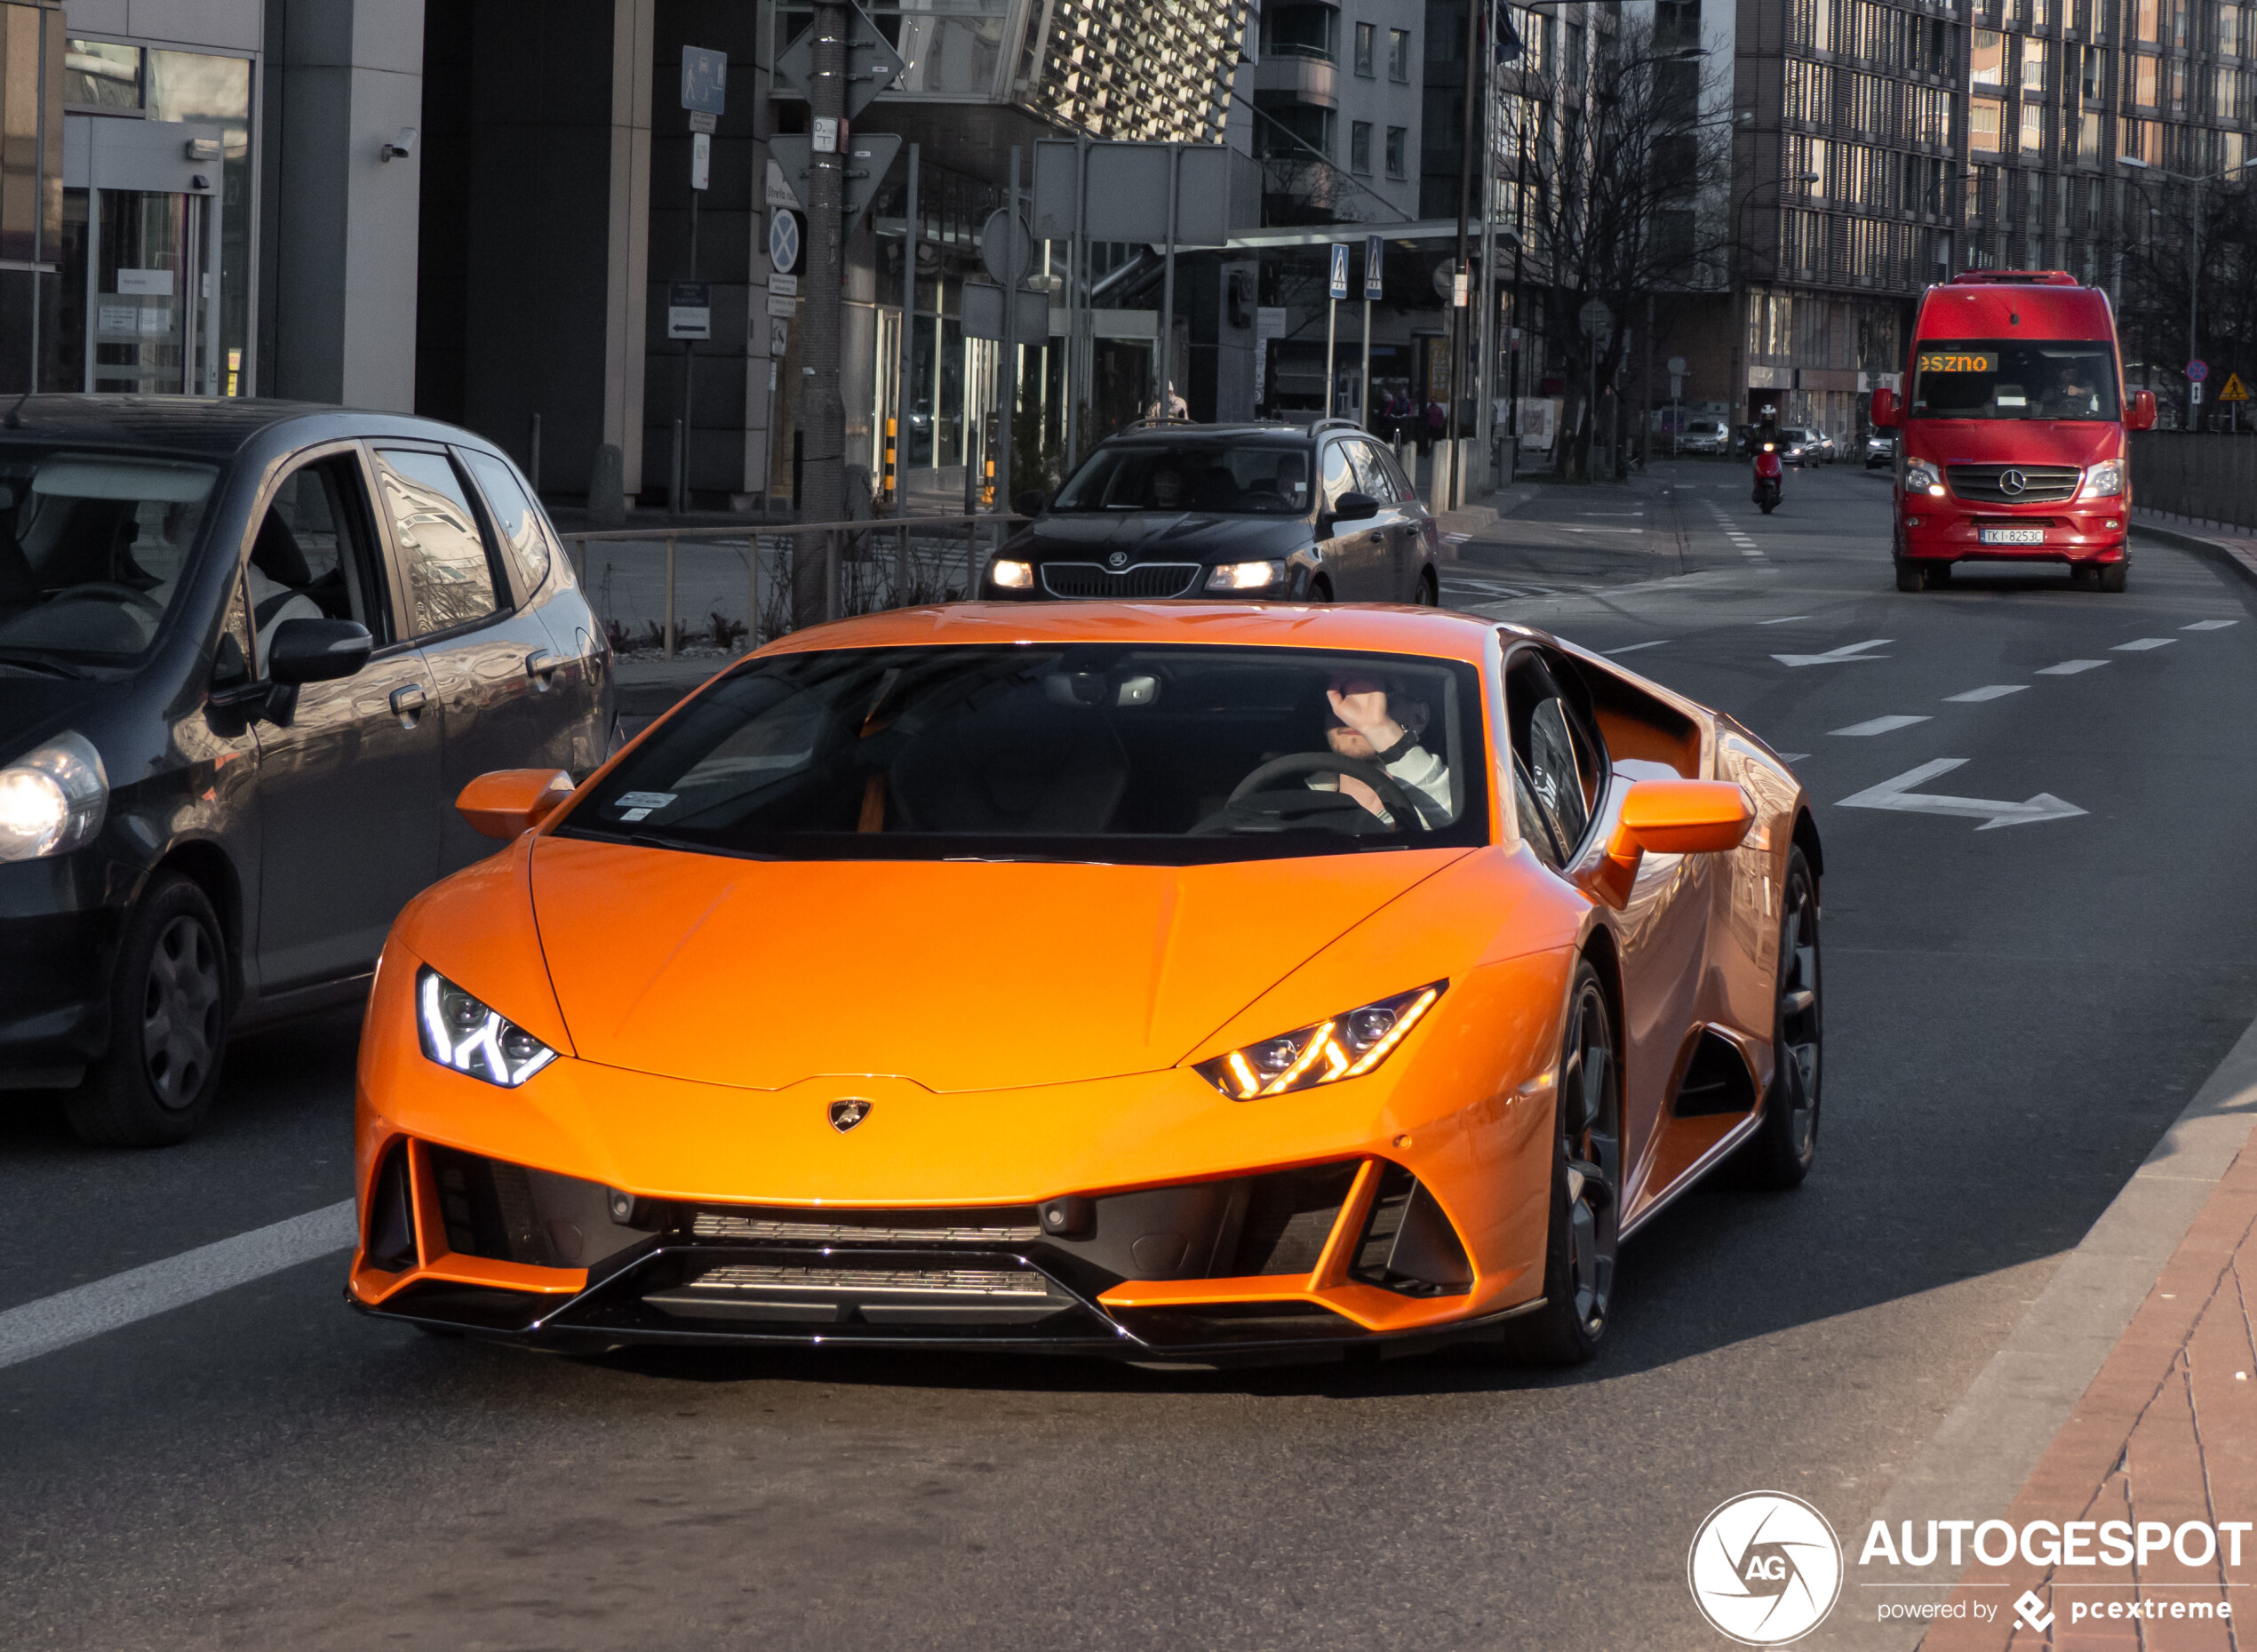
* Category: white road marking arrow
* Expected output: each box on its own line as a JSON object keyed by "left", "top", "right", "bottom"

{"left": 1836, "top": 758, "right": 2087, "bottom": 831}
{"left": 1773, "top": 638, "right": 1892, "bottom": 666}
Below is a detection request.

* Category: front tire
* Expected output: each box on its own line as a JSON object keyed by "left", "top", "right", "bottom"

{"left": 1733, "top": 846, "right": 1822, "bottom": 1189}
{"left": 1501, "top": 961, "right": 1622, "bottom": 1364}
{"left": 67, "top": 874, "right": 230, "bottom": 1147}
{"left": 1414, "top": 568, "right": 1439, "bottom": 606}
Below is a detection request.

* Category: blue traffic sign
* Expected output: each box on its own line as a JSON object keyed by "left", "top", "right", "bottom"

{"left": 681, "top": 46, "right": 728, "bottom": 115}
{"left": 1328, "top": 243, "right": 1351, "bottom": 301}
{"left": 770, "top": 209, "right": 801, "bottom": 275}
{"left": 1364, "top": 234, "right": 1384, "bottom": 301}
{"left": 2188, "top": 357, "right": 2210, "bottom": 382}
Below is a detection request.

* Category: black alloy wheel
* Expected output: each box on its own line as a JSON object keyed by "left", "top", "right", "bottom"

{"left": 1415, "top": 568, "right": 1440, "bottom": 606}
{"left": 1733, "top": 845, "right": 1822, "bottom": 1189}
{"left": 1499, "top": 959, "right": 1621, "bottom": 1364}
{"left": 68, "top": 873, "right": 231, "bottom": 1147}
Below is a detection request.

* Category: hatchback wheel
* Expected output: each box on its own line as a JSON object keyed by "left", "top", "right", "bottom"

{"left": 68, "top": 874, "right": 230, "bottom": 1147}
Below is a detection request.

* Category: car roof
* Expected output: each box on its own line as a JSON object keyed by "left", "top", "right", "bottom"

{"left": 754, "top": 600, "right": 1502, "bottom": 666}
{"left": 1099, "top": 421, "right": 1330, "bottom": 445}
{"left": 0, "top": 395, "right": 488, "bottom": 461}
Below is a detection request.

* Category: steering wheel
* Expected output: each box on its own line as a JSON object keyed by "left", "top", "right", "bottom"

{"left": 1224, "top": 751, "right": 1432, "bottom": 832}
{"left": 49, "top": 582, "right": 164, "bottom": 615}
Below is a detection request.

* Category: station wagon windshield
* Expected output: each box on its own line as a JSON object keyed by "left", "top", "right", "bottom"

{"left": 563, "top": 643, "right": 1488, "bottom": 865}
{"left": 1910, "top": 340, "right": 2121, "bottom": 420}
{"left": 0, "top": 449, "right": 220, "bottom": 673}
{"left": 1051, "top": 441, "right": 1314, "bottom": 515}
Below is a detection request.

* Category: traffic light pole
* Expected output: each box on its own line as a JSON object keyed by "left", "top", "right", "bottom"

{"left": 797, "top": 0, "right": 848, "bottom": 626}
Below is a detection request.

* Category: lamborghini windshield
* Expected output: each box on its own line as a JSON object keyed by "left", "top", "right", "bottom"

{"left": 1051, "top": 441, "right": 1315, "bottom": 515}
{"left": 1910, "top": 340, "right": 2121, "bottom": 420}
{"left": 564, "top": 644, "right": 1488, "bottom": 865}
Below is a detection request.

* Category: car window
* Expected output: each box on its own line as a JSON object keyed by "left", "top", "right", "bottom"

{"left": 1051, "top": 439, "right": 1312, "bottom": 514}
{"left": 1372, "top": 443, "right": 1416, "bottom": 500}
{"left": 371, "top": 447, "right": 504, "bottom": 637}
{"left": 1347, "top": 440, "right": 1396, "bottom": 504}
{"left": 1320, "top": 442, "right": 1357, "bottom": 511}
{"left": 258, "top": 455, "right": 392, "bottom": 652}
{"left": 0, "top": 449, "right": 219, "bottom": 666}
{"left": 459, "top": 449, "right": 553, "bottom": 596}
{"left": 1505, "top": 650, "right": 1605, "bottom": 859}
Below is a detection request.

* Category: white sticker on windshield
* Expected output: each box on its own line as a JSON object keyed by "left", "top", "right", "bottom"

{"left": 619, "top": 808, "right": 654, "bottom": 822}
{"left": 615, "top": 791, "right": 676, "bottom": 810}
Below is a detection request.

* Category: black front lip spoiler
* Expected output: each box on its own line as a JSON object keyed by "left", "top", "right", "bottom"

{"left": 348, "top": 1241, "right": 1544, "bottom": 1365}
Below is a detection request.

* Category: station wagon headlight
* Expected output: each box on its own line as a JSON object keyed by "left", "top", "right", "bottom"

{"left": 2078, "top": 459, "right": 2125, "bottom": 499}
{"left": 1904, "top": 459, "right": 1945, "bottom": 497}
{"left": 989, "top": 559, "right": 1033, "bottom": 590}
{"left": 417, "top": 967, "right": 558, "bottom": 1087}
{"left": 0, "top": 732, "right": 108, "bottom": 862}
{"left": 1195, "top": 982, "right": 1447, "bottom": 1099}
{"left": 1206, "top": 559, "right": 1288, "bottom": 592}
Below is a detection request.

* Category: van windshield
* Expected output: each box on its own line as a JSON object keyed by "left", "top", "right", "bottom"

{"left": 1910, "top": 340, "right": 2120, "bottom": 421}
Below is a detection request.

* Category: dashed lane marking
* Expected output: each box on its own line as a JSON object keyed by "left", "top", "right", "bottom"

{"left": 2183, "top": 619, "right": 2240, "bottom": 630}
{"left": 1600, "top": 641, "right": 1670, "bottom": 655}
{"left": 2036, "top": 659, "right": 2109, "bottom": 674}
{"left": 0, "top": 1201, "right": 356, "bottom": 1371}
{"left": 2112, "top": 637, "right": 2176, "bottom": 650}
{"left": 1944, "top": 685, "right": 2029, "bottom": 702}
{"left": 1830, "top": 714, "right": 1933, "bottom": 738}
{"left": 1759, "top": 615, "right": 1814, "bottom": 625}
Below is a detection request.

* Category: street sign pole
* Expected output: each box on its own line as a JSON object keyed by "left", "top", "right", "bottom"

{"left": 676, "top": 49, "right": 726, "bottom": 517}
{"left": 897, "top": 142, "right": 918, "bottom": 510}
{"left": 1362, "top": 234, "right": 1383, "bottom": 431}
{"left": 1158, "top": 143, "right": 1181, "bottom": 413}
{"left": 800, "top": 4, "right": 847, "bottom": 625}
{"left": 998, "top": 145, "right": 1020, "bottom": 512}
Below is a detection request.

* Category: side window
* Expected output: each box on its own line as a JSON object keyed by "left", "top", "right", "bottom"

{"left": 211, "top": 571, "right": 253, "bottom": 689}
{"left": 459, "top": 449, "right": 553, "bottom": 596}
{"left": 1374, "top": 443, "right": 1415, "bottom": 501}
{"left": 372, "top": 447, "right": 503, "bottom": 637}
{"left": 1506, "top": 650, "right": 1606, "bottom": 858}
{"left": 1348, "top": 440, "right": 1397, "bottom": 503}
{"left": 1513, "top": 756, "right": 1564, "bottom": 870}
{"left": 261, "top": 457, "right": 388, "bottom": 642}
{"left": 1319, "top": 442, "right": 1356, "bottom": 511}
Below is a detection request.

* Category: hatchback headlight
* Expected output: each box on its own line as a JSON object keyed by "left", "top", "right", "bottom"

{"left": 1194, "top": 982, "right": 1446, "bottom": 1099}
{"left": 2078, "top": 459, "right": 2125, "bottom": 499}
{"left": 1206, "top": 559, "right": 1288, "bottom": 592}
{"left": 1904, "top": 459, "right": 1945, "bottom": 497}
{"left": 417, "top": 967, "right": 558, "bottom": 1087}
{"left": 0, "top": 732, "right": 108, "bottom": 863}
{"left": 989, "top": 559, "right": 1033, "bottom": 590}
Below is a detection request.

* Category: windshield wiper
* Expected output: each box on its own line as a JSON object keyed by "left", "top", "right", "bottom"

{"left": 0, "top": 646, "right": 92, "bottom": 680}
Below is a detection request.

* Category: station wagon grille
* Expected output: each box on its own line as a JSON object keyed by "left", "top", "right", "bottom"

{"left": 1040, "top": 562, "right": 1203, "bottom": 599}
{"left": 1946, "top": 464, "right": 2082, "bottom": 504}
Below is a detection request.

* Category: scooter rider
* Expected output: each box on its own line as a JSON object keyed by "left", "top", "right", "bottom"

{"left": 1751, "top": 403, "right": 1785, "bottom": 513}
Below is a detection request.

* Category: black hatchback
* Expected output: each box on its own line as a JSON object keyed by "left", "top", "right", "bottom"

{"left": 0, "top": 397, "right": 613, "bottom": 1145}
{"left": 987, "top": 418, "right": 1442, "bottom": 604}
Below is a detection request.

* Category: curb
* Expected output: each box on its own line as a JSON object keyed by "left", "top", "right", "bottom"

{"left": 1815, "top": 1009, "right": 2257, "bottom": 1649}
{"left": 2128, "top": 516, "right": 2257, "bottom": 588}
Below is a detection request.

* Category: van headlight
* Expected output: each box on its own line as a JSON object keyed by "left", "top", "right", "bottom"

{"left": 2078, "top": 459, "right": 2125, "bottom": 499}
{"left": 417, "top": 967, "right": 559, "bottom": 1087}
{"left": 0, "top": 732, "right": 108, "bottom": 862}
{"left": 1904, "top": 459, "right": 1945, "bottom": 497}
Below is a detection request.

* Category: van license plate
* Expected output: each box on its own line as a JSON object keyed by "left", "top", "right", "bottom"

{"left": 1979, "top": 527, "right": 2045, "bottom": 545}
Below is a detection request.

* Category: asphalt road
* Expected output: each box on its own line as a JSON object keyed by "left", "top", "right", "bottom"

{"left": 5, "top": 460, "right": 2255, "bottom": 1650}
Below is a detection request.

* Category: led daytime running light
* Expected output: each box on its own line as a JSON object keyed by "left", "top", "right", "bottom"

{"left": 416, "top": 966, "right": 559, "bottom": 1088}
{"left": 1196, "top": 981, "right": 1448, "bottom": 1100}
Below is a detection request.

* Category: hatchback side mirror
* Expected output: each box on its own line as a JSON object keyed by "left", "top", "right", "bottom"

{"left": 1011, "top": 488, "right": 1049, "bottom": 518}
{"left": 267, "top": 618, "right": 372, "bottom": 685}
{"left": 1869, "top": 387, "right": 1901, "bottom": 428}
{"left": 2126, "top": 389, "right": 2157, "bottom": 431}
{"left": 457, "top": 769, "right": 576, "bottom": 839}
{"left": 1328, "top": 491, "right": 1380, "bottom": 524}
{"left": 1581, "top": 780, "right": 1754, "bottom": 907}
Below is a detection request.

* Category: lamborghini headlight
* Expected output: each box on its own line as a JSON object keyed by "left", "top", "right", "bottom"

{"left": 1194, "top": 981, "right": 1447, "bottom": 1099}
{"left": 2078, "top": 459, "right": 2125, "bottom": 499}
{"left": 416, "top": 967, "right": 558, "bottom": 1088}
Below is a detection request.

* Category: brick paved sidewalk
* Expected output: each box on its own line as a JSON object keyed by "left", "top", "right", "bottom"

{"left": 1922, "top": 1137, "right": 2257, "bottom": 1650}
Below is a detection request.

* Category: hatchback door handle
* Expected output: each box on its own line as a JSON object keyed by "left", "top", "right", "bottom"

{"left": 526, "top": 650, "right": 560, "bottom": 682}
{"left": 390, "top": 684, "right": 428, "bottom": 722}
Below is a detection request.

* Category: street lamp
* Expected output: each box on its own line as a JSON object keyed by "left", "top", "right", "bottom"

{"left": 1727, "top": 169, "right": 1822, "bottom": 441}
{"left": 2117, "top": 153, "right": 2253, "bottom": 427}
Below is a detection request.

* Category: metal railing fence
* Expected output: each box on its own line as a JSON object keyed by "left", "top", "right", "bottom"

{"left": 558, "top": 513, "right": 1024, "bottom": 659}
{"left": 2129, "top": 432, "right": 2257, "bottom": 533}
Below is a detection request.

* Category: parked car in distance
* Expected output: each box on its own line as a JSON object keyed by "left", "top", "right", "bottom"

{"left": 1679, "top": 417, "right": 1728, "bottom": 455}
{"left": 0, "top": 396, "right": 614, "bottom": 1145}
{"left": 990, "top": 419, "right": 1442, "bottom": 605}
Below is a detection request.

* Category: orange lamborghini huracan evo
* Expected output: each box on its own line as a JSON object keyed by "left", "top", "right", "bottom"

{"left": 348, "top": 602, "right": 1822, "bottom": 1365}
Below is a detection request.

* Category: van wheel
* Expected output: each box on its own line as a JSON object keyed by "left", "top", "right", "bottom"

{"left": 67, "top": 874, "right": 230, "bottom": 1147}
{"left": 1894, "top": 559, "right": 1925, "bottom": 593}
{"left": 2098, "top": 562, "right": 2127, "bottom": 593}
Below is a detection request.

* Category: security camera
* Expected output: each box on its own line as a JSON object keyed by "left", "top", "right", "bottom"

{"left": 381, "top": 127, "right": 418, "bottom": 163}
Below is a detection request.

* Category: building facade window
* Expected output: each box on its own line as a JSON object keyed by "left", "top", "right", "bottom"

{"left": 1385, "top": 124, "right": 1408, "bottom": 177}
{"left": 1352, "top": 120, "right": 1373, "bottom": 172}
{"left": 1388, "top": 28, "right": 1412, "bottom": 81}
{"left": 1355, "top": 21, "right": 1376, "bottom": 75}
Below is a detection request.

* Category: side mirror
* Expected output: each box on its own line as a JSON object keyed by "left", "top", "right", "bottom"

{"left": 1011, "top": 488, "right": 1049, "bottom": 519}
{"left": 1328, "top": 491, "right": 1380, "bottom": 524}
{"left": 1869, "top": 387, "right": 1901, "bottom": 428}
{"left": 267, "top": 618, "right": 372, "bottom": 685}
{"left": 2126, "top": 389, "right": 2157, "bottom": 432}
{"left": 457, "top": 769, "right": 575, "bottom": 840}
{"left": 1581, "top": 780, "right": 1754, "bottom": 908}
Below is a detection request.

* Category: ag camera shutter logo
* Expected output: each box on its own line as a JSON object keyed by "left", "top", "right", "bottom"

{"left": 1687, "top": 1491, "right": 1845, "bottom": 1645}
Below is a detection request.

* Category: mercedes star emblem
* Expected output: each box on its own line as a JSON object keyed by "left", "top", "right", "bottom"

{"left": 1998, "top": 468, "right": 2028, "bottom": 495}
{"left": 828, "top": 1098, "right": 873, "bottom": 1133}
{"left": 1108, "top": 551, "right": 1128, "bottom": 569}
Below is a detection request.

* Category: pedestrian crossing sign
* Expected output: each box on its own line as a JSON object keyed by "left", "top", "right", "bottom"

{"left": 2219, "top": 371, "right": 2250, "bottom": 403}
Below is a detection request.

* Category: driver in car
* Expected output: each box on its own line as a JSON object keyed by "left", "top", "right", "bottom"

{"left": 1147, "top": 466, "right": 1186, "bottom": 509}
{"left": 1310, "top": 672, "right": 1454, "bottom": 828}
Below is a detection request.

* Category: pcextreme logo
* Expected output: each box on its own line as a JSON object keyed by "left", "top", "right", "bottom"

{"left": 1687, "top": 1491, "right": 1846, "bottom": 1645}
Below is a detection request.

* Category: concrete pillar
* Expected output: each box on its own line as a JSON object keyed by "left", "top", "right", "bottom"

{"left": 603, "top": 0, "right": 653, "bottom": 497}
{"left": 262, "top": 0, "right": 425, "bottom": 409}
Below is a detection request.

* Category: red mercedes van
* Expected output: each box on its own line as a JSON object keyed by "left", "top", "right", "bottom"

{"left": 1870, "top": 270, "right": 2155, "bottom": 593}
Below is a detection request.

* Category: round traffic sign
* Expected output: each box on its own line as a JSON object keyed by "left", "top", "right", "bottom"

{"left": 1666, "top": 355, "right": 1687, "bottom": 375}
{"left": 769, "top": 209, "right": 801, "bottom": 275}
{"left": 980, "top": 209, "right": 1033, "bottom": 287}
{"left": 2188, "top": 358, "right": 2209, "bottom": 381}
{"left": 1579, "top": 299, "right": 1614, "bottom": 339}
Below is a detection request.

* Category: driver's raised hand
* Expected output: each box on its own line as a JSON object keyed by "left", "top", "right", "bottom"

{"left": 1327, "top": 686, "right": 1404, "bottom": 754}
